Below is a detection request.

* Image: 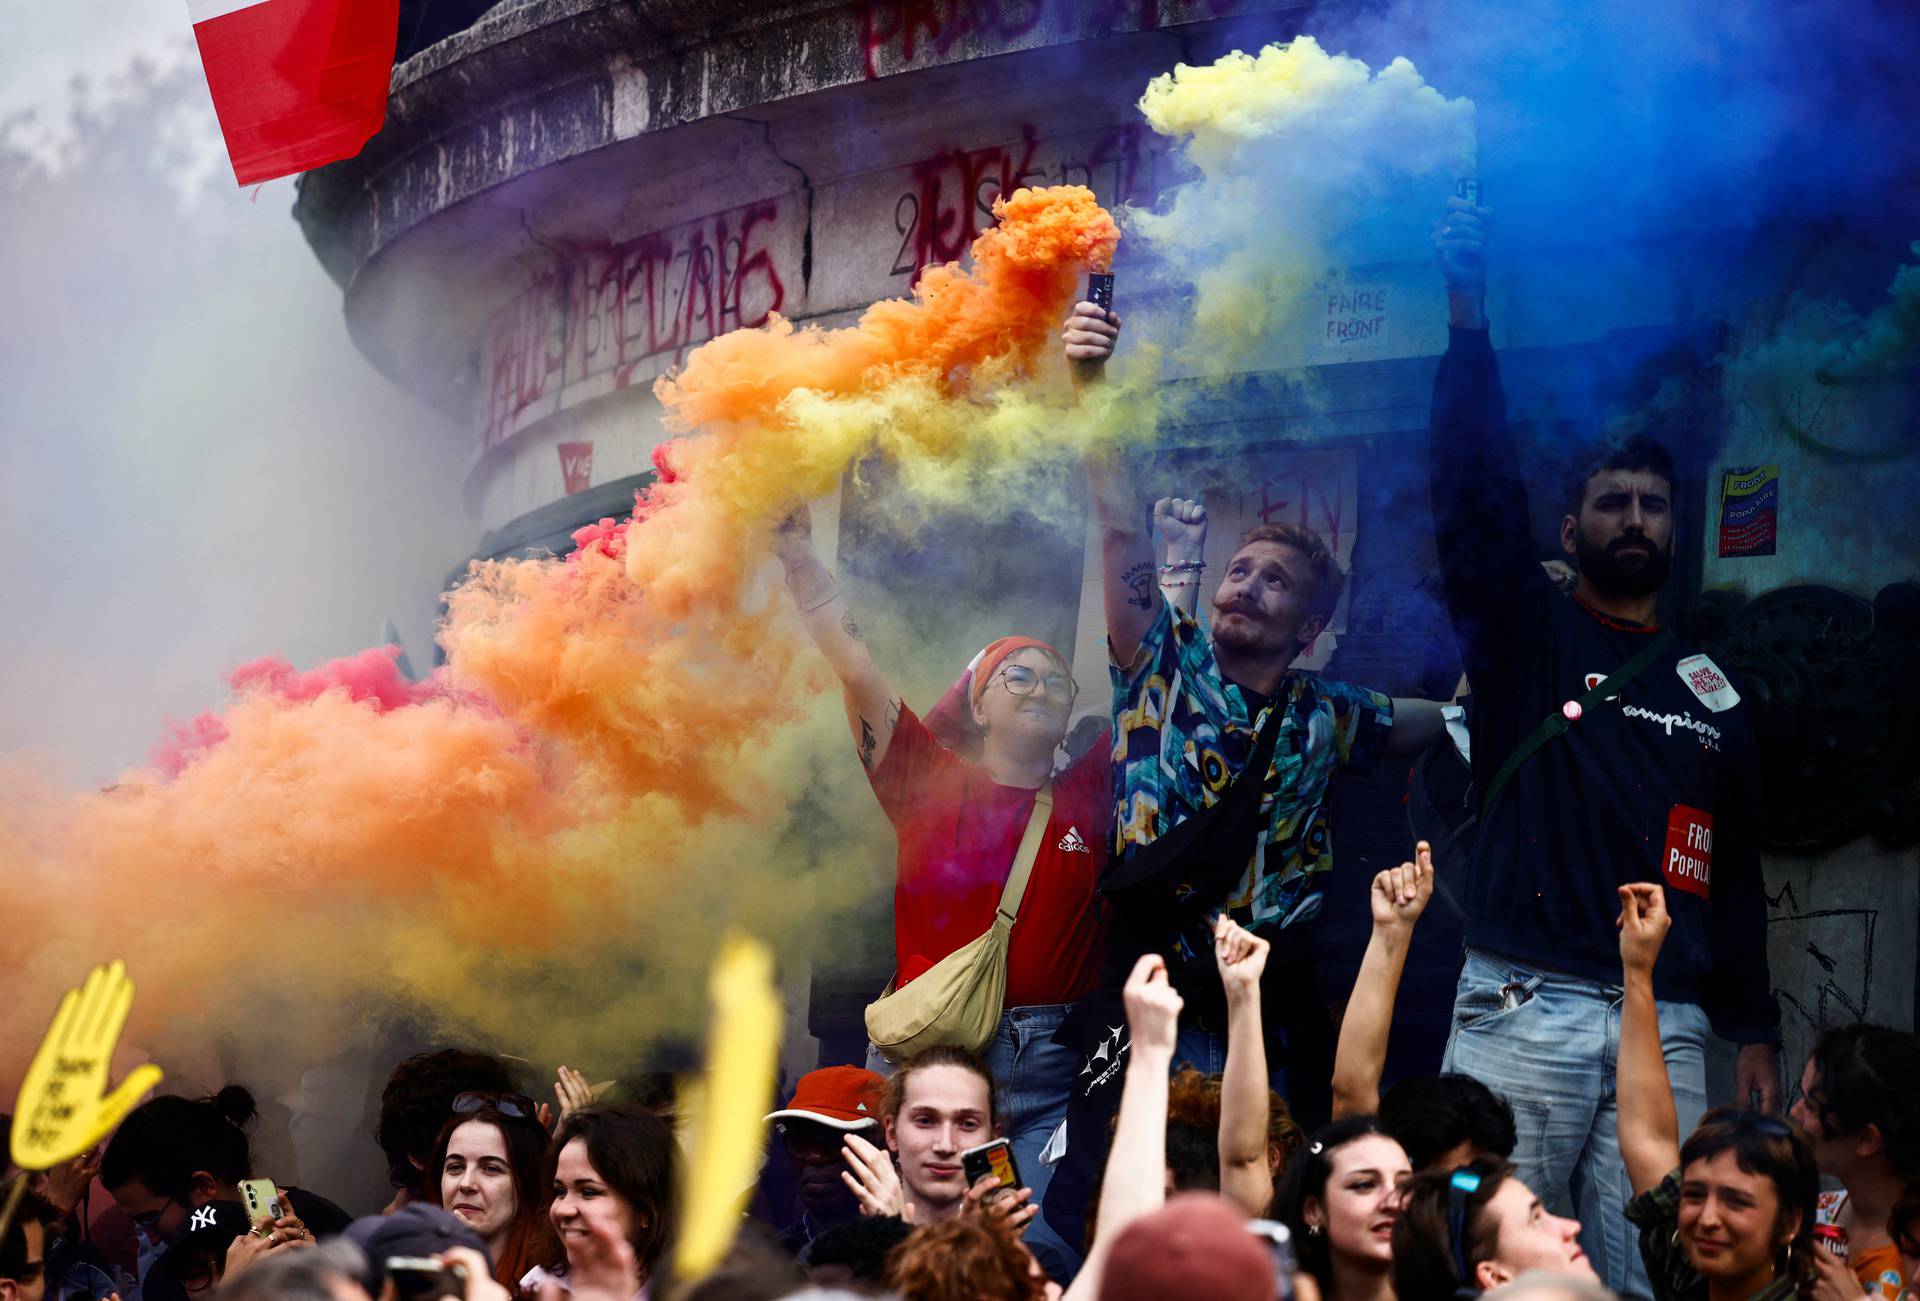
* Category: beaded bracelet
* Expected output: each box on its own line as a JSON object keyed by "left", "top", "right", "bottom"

{"left": 1158, "top": 561, "right": 1205, "bottom": 575}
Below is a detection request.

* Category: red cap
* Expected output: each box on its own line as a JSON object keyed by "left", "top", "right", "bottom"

{"left": 1096, "top": 1194, "right": 1275, "bottom": 1301}
{"left": 764, "top": 1065, "right": 886, "bottom": 1131}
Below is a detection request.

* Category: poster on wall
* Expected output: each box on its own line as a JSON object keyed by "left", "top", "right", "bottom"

{"left": 558, "top": 441, "right": 595, "bottom": 495}
{"left": 1718, "top": 465, "right": 1780, "bottom": 558}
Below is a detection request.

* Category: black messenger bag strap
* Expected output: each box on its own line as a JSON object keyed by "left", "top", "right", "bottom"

{"left": 1479, "top": 627, "right": 1675, "bottom": 818}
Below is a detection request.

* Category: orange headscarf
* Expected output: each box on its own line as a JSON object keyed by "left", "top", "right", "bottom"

{"left": 923, "top": 636, "right": 1069, "bottom": 760}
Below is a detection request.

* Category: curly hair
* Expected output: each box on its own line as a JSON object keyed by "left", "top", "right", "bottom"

{"left": 885, "top": 1217, "right": 1045, "bottom": 1301}
{"left": 1380, "top": 1073, "right": 1517, "bottom": 1171}
{"left": 374, "top": 1049, "right": 516, "bottom": 1196}
{"left": 1167, "top": 1067, "right": 1307, "bottom": 1180}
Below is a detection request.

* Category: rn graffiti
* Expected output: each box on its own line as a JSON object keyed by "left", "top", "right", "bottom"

{"left": 483, "top": 201, "right": 788, "bottom": 449}
{"left": 890, "top": 123, "right": 1172, "bottom": 280}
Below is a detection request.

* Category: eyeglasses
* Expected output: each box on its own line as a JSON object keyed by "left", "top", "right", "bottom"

{"left": 128, "top": 1198, "right": 174, "bottom": 1231}
{"left": 1446, "top": 1168, "right": 1482, "bottom": 1285}
{"left": 994, "top": 663, "right": 1077, "bottom": 706}
{"left": 451, "top": 1091, "right": 540, "bottom": 1121}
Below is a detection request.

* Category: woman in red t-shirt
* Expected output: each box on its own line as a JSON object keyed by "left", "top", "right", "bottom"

{"left": 774, "top": 505, "right": 1112, "bottom": 1280}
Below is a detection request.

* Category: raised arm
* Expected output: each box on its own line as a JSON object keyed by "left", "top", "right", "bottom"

{"left": 1066, "top": 301, "right": 1160, "bottom": 666}
{"left": 1214, "top": 916, "right": 1274, "bottom": 1216}
{"left": 1064, "top": 953, "right": 1182, "bottom": 1301}
{"left": 1616, "top": 883, "right": 1681, "bottom": 1196}
{"left": 773, "top": 507, "right": 903, "bottom": 772}
{"left": 1429, "top": 196, "right": 1551, "bottom": 691}
{"left": 1331, "top": 844, "right": 1435, "bottom": 1118}
{"left": 1154, "top": 497, "right": 1209, "bottom": 619}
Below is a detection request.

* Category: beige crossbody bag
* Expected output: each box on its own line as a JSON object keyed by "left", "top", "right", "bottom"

{"left": 864, "top": 783, "right": 1053, "bottom": 1063}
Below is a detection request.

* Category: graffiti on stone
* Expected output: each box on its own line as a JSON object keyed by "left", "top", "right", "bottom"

{"left": 481, "top": 200, "right": 791, "bottom": 450}
{"left": 889, "top": 122, "right": 1175, "bottom": 282}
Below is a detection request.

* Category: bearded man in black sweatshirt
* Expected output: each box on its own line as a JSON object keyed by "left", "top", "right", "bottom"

{"left": 1426, "top": 193, "right": 1781, "bottom": 1298}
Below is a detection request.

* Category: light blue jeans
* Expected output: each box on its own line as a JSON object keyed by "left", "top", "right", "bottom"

{"left": 1443, "top": 948, "right": 1709, "bottom": 1301}
{"left": 867, "top": 1003, "right": 1082, "bottom": 1282}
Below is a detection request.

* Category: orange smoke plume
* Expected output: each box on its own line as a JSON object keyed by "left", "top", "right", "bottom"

{"left": 0, "top": 185, "right": 1118, "bottom": 1090}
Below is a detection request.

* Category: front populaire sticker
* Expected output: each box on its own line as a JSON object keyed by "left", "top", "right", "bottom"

{"left": 1662, "top": 805, "right": 1713, "bottom": 899}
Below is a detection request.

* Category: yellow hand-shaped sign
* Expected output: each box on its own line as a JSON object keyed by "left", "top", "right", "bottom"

{"left": 9, "top": 960, "right": 163, "bottom": 1171}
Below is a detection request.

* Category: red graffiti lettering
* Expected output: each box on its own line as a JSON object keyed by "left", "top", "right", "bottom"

{"left": 482, "top": 200, "right": 788, "bottom": 450}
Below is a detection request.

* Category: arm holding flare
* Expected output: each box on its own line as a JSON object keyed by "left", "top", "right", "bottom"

{"left": 1429, "top": 193, "right": 1552, "bottom": 694}
{"left": 772, "top": 505, "right": 903, "bottom": 773}
{"left": 1065, "top": 297, "right": 1162, "bottom": 666}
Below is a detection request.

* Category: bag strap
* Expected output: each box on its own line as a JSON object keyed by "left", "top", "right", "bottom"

{"left": 995, "top": 782, "right": 1055, "bottom": 928}
{"left": 1480, "top": 627, "right": 1674, "bottom": 817}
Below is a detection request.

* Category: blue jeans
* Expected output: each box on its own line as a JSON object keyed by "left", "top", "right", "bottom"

{"left": 1172, "top": 1027, "right": 1291, "bottom": 1101}
{"left": 1443, "top": 948, "right": 1709, "bottom": 1301}
{"left": 865, "top": 1004, "right": 1082, "bottom": 1282}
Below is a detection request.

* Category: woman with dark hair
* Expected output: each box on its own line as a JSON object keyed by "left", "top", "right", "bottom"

{"left": 1389, "top": 1156, "right": 1596, "bottom": 1298}
{"left": 1272, "top": 1115, "right": 1410, "bottom": 1301}
{"left": 1789, "top": 1022, "right": 1920, "bottom": 1299}
{"left": 101, "top": 1085, "right": 349, "bottom": 1287}
{"left": 1616, "top": 883, "right": 1819, "bottom": 1300}
{"left": 427, "top": 1101, "right": 561, "bottom": 1291}
{"left": 529, "top": 1103, "right": 676, "bottom": 1298}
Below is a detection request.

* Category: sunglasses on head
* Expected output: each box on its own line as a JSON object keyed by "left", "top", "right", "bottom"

{"left": 451, "top": 1091, "right": 540, "bottom": 1121}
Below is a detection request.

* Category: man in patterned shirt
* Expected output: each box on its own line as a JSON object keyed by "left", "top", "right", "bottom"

{"left": 1063, "top": 297, "right": 1444, "bottom": 1115}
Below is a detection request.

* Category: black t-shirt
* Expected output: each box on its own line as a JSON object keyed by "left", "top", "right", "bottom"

{"left": 284, "top": 1186, "right": 353, "bottom": 1237}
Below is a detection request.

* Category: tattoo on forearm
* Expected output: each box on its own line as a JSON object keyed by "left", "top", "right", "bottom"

{"left": 1122, "top": 561, "right": 1155, "bottom": 610}
{"left": 842, "top": 611, "right": 863, "bottom": 642}
{"left": 859, "top": 718, "right": 878, "bottom": 770}
{"left": 886, "top": 698, "right": 902, "bottom": 731}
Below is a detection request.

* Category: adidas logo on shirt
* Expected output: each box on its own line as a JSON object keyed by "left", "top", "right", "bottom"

{"left": 1057, "top": 826, "right": 1091, "bottom": 854}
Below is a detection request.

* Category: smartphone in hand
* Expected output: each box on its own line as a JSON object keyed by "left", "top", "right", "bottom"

{"left": 961, "top": 1138, "right": 1021, "bottom": 1195}
{"left": 238, "top": 1179, "right": 284, "bottom": 1235}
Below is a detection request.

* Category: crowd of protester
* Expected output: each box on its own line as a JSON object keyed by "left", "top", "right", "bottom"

{"left": 5, "top": 203, "right": 1917, "bottom": 1301}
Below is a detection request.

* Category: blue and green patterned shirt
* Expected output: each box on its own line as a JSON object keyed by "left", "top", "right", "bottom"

{"left": 1109, "top": 601, "right": 1392, "bottom": 933}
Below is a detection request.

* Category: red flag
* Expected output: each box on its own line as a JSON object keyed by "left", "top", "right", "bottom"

{"left": 189, "top": 0, "right": 400, "bottom": 185}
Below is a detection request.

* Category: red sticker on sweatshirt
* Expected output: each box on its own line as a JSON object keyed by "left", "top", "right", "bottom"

{"left": 1662, "top": 805, "right": 1713, "bottom": 899}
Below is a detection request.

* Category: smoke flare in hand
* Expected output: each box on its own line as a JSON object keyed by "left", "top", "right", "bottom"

{"left": 0, "top": 185, "right": 1119, "bottom": 1087}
